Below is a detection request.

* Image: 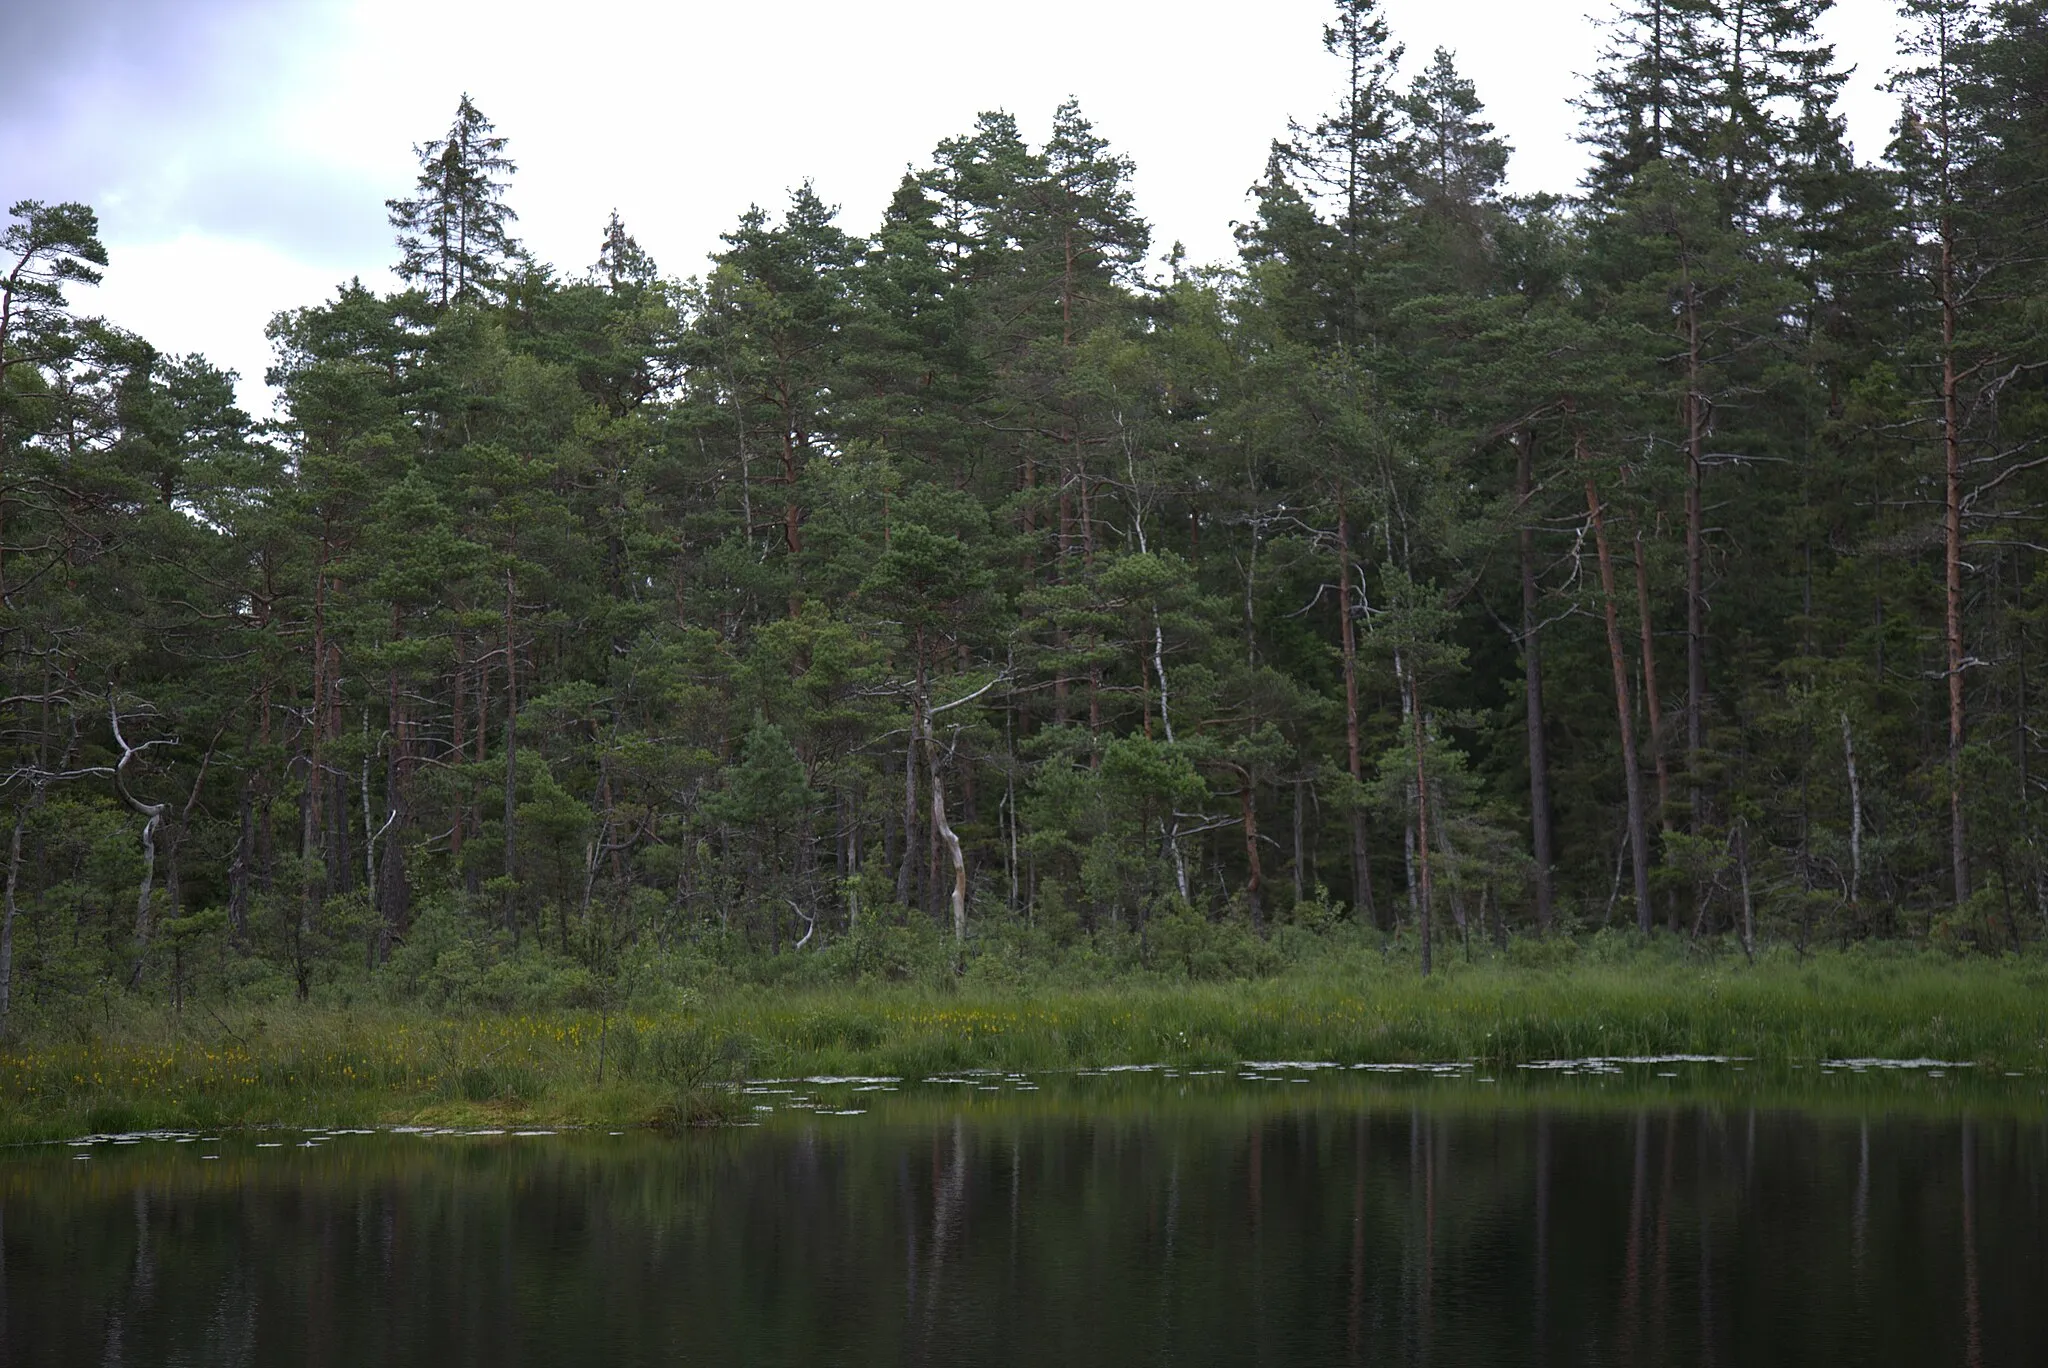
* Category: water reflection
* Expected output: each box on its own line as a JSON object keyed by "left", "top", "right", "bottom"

{"left": 2, "top": 1084, "right": 2043, "bottom": 1366}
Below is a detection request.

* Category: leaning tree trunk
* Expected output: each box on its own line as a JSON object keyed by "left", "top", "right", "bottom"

{"left": 1582, "top": 447, "right": 1654, "bottom": 933}
{"left": 1634, "top": 530, "right": 1673, "bottom": 829}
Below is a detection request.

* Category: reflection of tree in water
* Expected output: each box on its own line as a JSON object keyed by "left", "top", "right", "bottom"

{"left": 0, "top": 1104, "right": 2040, "bottom": 1366}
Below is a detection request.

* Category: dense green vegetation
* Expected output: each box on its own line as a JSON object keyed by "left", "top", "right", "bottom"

{"left": 4, "top": 943, "right": 2046, "bottom": 1140}
{"left": 1, "top": 0, "right": 2046, "bottom": 1044}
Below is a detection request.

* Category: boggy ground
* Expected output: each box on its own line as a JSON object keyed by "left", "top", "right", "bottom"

{"left": 4, "top": 943, "right": 2046, "bottom": 1143}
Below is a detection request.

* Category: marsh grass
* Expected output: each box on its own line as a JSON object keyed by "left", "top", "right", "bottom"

{"left": 4, "top": 945, "right": 2045, "bottom": 1142}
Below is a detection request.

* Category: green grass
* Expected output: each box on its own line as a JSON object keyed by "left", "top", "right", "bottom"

{"left": 4, "top": 945, "right": 2046, "bottom": 1143}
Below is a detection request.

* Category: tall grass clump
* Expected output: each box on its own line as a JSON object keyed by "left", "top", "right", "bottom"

{"left": 3, "top": 940, "right": 2045, "bottom": 1141}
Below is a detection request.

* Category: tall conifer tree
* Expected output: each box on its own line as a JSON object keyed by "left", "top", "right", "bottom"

{"left": 386, "top": 95, "right": 520, "bottom": 309}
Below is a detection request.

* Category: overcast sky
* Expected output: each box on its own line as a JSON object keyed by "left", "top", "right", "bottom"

{"left": 2, "top": 0, "right": 1910, "bottom": 412}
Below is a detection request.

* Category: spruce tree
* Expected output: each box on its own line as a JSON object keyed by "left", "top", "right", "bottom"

{"left": 594, "top": 209, "right": 657, "bottom": 293}
{"left": 386, "top": 94, "right": 520, "bottom": 309}
{"left": 1276, "top": 0, "right": 1410, "bottom": 349}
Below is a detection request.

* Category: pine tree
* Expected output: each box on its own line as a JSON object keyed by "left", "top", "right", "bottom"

{"left": 1399, "top": 48, "right": 1509, "bottom": 219}
{"left": 1885, "top": 0, "right": 2048, "bottom": 912}
{"left": 1394, "top": 48, "right": 1513, "bottom": 296}
{"left": 687, "top": 185, "right": 859, "bottom": 582}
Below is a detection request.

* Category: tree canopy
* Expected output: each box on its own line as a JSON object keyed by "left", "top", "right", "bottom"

{"left": 3, "top": 5, "right": 2046, "bottom": 1024}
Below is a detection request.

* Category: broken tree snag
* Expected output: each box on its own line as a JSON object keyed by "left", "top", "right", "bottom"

{"left": 915, "top": 689, "right": 968, "bottom": 943}
{"left": 920, "top": 667, "right": 1005, "bottom": 945}
{"left": 111, "top": 699, "right": 169, "bottom": 988}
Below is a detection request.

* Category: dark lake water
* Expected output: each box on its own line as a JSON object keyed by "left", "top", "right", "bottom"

{"left": 2, "top": 1061, "right": 2044, "bottom": 1366}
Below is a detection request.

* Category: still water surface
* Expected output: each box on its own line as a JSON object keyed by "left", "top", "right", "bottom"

{"left": 2, "top": 1061, "right": 2043, "bottom": 1366}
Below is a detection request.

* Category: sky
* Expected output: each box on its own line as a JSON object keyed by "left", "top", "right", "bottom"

{"left": 2, "top": 0, "right": 1911, "bottom": 414}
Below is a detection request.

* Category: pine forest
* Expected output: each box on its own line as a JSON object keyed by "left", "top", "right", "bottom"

{"left": 5, "top": 0, "right": 2048, "bottom": 1029}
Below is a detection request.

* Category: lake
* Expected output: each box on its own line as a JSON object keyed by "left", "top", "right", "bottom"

{"left": 2, "top": 1060, "right": 2042, "bottom": 1365}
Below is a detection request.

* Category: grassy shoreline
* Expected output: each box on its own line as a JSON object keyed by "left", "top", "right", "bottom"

{"left": 5, "top": 950, "right": 2047, "bottom": 1142}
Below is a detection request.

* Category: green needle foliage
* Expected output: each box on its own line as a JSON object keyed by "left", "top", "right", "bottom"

{"left": 1, "top": 3, "right": 2047, "bottom": 1050}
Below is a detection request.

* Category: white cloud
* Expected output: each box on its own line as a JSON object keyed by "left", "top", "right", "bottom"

{"left": 90, "top": 234, "right": 366, "bottom": 408}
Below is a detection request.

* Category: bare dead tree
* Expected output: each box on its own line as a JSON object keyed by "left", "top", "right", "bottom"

{"left": 111, "top": 697, "right": 173, "bottom": 989}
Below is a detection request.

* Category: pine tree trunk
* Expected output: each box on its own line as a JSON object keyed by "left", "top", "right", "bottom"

{"left": 1942, "top": 222, "right": 1969, "bottom": 907}
{"left": 469, "top": 635, "right": 488, "bottom": 898}
{"left": 1634, "top": 529, "right": 1673, "bottom": 827}
{"left": 1409, "top": 666, "right": 1435, "bottom": 976}
{"left": 782, "top": 384, "right": 804, "bottom": 618}
{"left": 451, "top": 628, "right": 466, "bottom": 867}
{"left": 1515, "top": 434, "right": 1554, "bottom": 932}
{"left": 1240, "top": 778, "right": 1264, "bottom": 934}
{"left": 897, "top": 648, "right": 922, "bottom": 908}
{"left": 882, "top": 754, "right": 900, "bottom": 902}
{"left": 502, "top": 570, "right": 519, "bottom": 934}
{"left": 301, "top": 548, "right": 328, "bottom": 936}
{"left": 361, "top": 729, "right": 378, "bottom": 918}
{"left": 229, "top": 776, "right": 252, "bottom": 943}
{"left": 1683, "top": 277, "right": 1708, "bottom": 835}
{"left": 328, "top": 760, "right": 353, "bottom": 897}
{"left": 0, "top": 801, "right": 26, "bottom": 1038}
{"left": 782, "top": 388, "right": 803, "bottom": 556}
{"left": 1293, "top": 779, "right": 1307, "bottom": 905}
{"left": 255, "top": 625, "right": 274, "bottom": 893}
{"left": 1841, "top": 711, "right": 1863, "bottom": 905}
{"left": 1337, "top": 495, "right": 1378, "bottom": 926}
{"left": 1583, "top": 443, "right": 1654, "bottom": 932}
{"left": 380, "top": 674, "right": 411, "bottom": 955}
{"left": 1088, "top": 664, "right": 1102, "bottom": 761}
{"left": 1433, "top": 785, "right": 1467, "bottom": 950}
